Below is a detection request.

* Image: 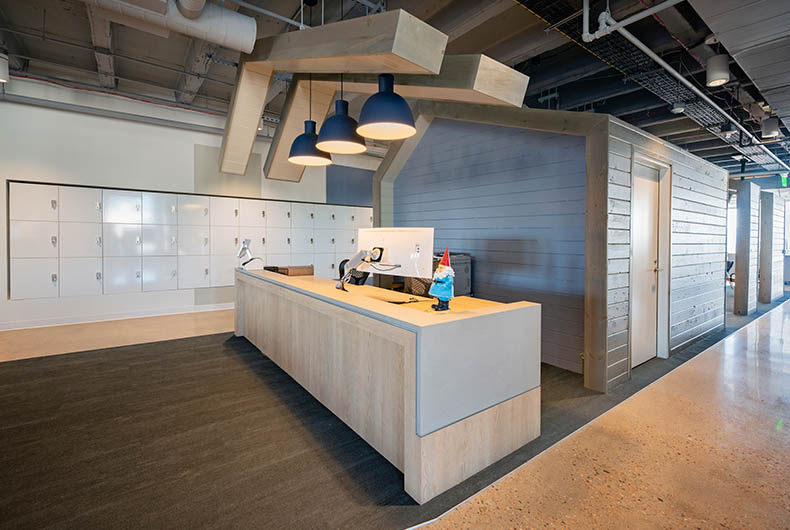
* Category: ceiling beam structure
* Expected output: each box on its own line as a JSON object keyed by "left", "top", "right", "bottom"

{"left": 85, "top": 6, "right": 116, "bottom": 89}
{"left": 0, "top": 4, "right": 28, "bottom": 71}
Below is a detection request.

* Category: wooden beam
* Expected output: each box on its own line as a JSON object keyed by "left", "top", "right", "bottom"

{"left": 219, "top": 63, "right": 274, "bottom": 175}
{"left": 246, "top": 9, "right": 447, "bottom": 74}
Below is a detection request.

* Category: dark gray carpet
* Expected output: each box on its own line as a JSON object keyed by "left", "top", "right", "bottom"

{"left": 2, "top": 297, "right": 786, "bottom": 530}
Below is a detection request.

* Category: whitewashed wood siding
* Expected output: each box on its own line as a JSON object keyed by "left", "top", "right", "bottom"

{"left": 759, "top": 191, "right": 784, "bottom": 303}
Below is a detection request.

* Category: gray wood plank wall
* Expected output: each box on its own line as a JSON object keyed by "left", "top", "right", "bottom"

{"left": 608, "top": 120, "right": 728, "bottom": 387}
{"left": 731, "top": 180, "right": 760, "bottom": 315}
{"left": 393, "top": 118, "right": 587, "bottom": 373}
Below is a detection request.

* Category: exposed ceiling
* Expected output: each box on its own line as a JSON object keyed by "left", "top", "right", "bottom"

{"left": 0, "top": 0, "right": 788, "bottom": 175}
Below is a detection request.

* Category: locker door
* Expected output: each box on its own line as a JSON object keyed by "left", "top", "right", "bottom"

{"left": 103, "top": 190, "right": 142, "bottom": 224}
{"left": 59, "top": 186, "right": 102, "bottom": 223}
{"left": 103, "top": 257, "right": 142, "bottom": 294}
{"left": 291, "top": 228, "right": 315, "bottom": 254}
{"left": 291, "top": 203, "right": 315, "bottom": 229}
{"left": 60, "top": 222, "right": 103, "bottom": 257}
{"left": 10, "top": 258, "right": 59, "bottom": 299}
{"left": 178, "top": 256, "right": 210, "bottom": 289}
{"left": 210, "top": 197, "right": 240, "bottom": 226}
{"left": 177, "top": 226, "right": 210, "bottom": 255}
{"left": 143, "top": 256, "right": 178, "bottom": 292}
{"left": 239, "top": 227, "right": 267, "bottom": 257}
{"left": 315, "top": 253, "right": 338, "bottom": 280}
{"left": 314, "top": 204, "right": 337, "bottom": 228}
{"left": 265, "top": 201, "right": 291, "bottom": 228}
{"left": 142, "top": 192, "right": 178, "bottom": 225}
{"left": 335, "top": 206, "right": 356, "bottom": 229}
{"left": 335, "top": 229, "right": 358, "bottom": 256}
{"left": 210, "top": 255, "right": 239, "bottom": 287}
{"left": 356, "top": 207, "right": 374, "bottom": 228}
{"left": 9, "top": 182, "right": 59, "bottom": 221}
{"left": 142, "top": 225, "right": 178, "bottom": 256}
{"left": 239, "top": 198, "right": 267, "bottom": 227}
{"left": 9, "top": 221, "right": 59, "bottom": 258}
{"left": 265, "top": 227, "right": 291, "bottom": 254}
{"left": 59, "top": 258, "right": 103, "bottom": 297}
{"left": 314, "top": 229, "right": 336, "bottom": 254}
{"left": 103, "top": 224, "right": 142, "bottom": 256}
{"left": 178, "top": 195, "right": 210, "bottom": 226}
{"left": 210, "top": 226, "right": 240, "bottom": 256}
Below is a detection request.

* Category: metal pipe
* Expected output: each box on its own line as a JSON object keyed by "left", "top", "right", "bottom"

{"left": 728, "top": 170, "right": 789, "bottom": 179}
{"left": 233, "top": 0, "right": 308, "bottom": 29}
{"left": 582, "top": 0, "right": 683, "bottom": 42}
{"left": 612, "top": 21, "right": 790, "bottom": 171}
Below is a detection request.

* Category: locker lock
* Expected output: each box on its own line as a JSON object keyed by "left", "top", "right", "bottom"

{"left": 261, "top": 210, "right": 266, "bottom": 218}
{"left": 96, "top": 202, "right": 102, "bottom": 210}
{"left": 351, "top": 238, "right": 355, "bottom": 244}
{"left": 51, "top": 273, "right": 58, "bottom": 283}
{"left": 310, "top": 238, "right": 314, "bottom": 244}
{"left": 171, "top": 205, "right": 177, "bottom": 214}
{"left": 51, "top": 235, "right": 57, "bottom": 247}
{"left": 287, "top": 237, "right": 291, "bottom": 244}
{"left": 96, "top": 272, "right": 102, "bottom": 281}
{"left": 136, "top": 236, "right": 141, "bottom": 245}
{"left": 204, "top": 268, "right": 209, "bottom": 276}
{"left": 310, "top": 213, "right": 314, "bottom": 219}
{"left": 136, "top": 271, "right": 141, "bottom": 279}
{"left": 287, "top": 211, "right": 291, "bottom": 218}
{"left": 51, "top": 200, "right": 57, "bottom": 210}
{"left": 331, "top": 238, "right": 335, "bottom": 244}
{"left": 204, "top": 237, "right": 209, "bottom": 246}
{"left": 171, "top": 270, "right": 177, "bottom": 278}
{"left": 204, "top": 208, "right": 209, "bottom": 216}
{"left": 234, "top": 237, "right": 239, "bottom": 245}
{"left": 234, "top": 208, "right": 239, "bottom": 217}
{"left": 331, "top": 214, "right": 335, "bottom": 220}
{"left": 261, "top": 237, "right": 266, "bottom": 245}
{"left": 351, "top": 215, "right": 355, "bottom": 221}
{"left": 96, "top": 236, "right": 102, "bottom": 247}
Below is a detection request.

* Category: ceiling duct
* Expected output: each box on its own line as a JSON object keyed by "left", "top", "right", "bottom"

{"left": 517, "top": 0, "right": 788, "bottom": 171}
{"left": 79, "top": 0, "right": 256, "bottom": 54}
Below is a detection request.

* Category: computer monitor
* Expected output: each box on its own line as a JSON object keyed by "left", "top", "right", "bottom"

{"left": 356, "top": 227, "right": 434, "bottom": 279}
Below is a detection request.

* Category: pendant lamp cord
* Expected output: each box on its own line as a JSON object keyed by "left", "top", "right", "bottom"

{"left": 309, "top": 73, "right": 312, "bottom": 121}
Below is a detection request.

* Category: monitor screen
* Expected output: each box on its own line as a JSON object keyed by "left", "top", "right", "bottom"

{"left": 356, "top": 227, "right": 434, "bottom": 279}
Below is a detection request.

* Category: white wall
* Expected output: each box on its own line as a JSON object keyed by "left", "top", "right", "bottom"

{"left": 0, "top": 77, "right": 325, "bottom": 329}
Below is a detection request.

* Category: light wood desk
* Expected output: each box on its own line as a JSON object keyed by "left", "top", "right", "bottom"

{"left": 234, "top": 269, "right": 541, "bottom": 503}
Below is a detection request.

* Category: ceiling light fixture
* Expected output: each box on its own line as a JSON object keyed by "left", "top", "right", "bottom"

{"left": 761, "top": 116, "right": 780, "bottom": 139}
{"left": 289, "top": 74, "right": 333, "bottom": 166}
{"left": 316, "top": 74, "right": 367, "bottom": 155}
{"left": 0, "top": 53, "right": 8, "bottom": 83}
{"left": 706, "top": 54, "right": 729, "bottom": 87}
{"left": 357, "top": 74, "right": 416, "bottom": 140}
{"left": 670, "top": 101, "right": 685, "bottom": 114}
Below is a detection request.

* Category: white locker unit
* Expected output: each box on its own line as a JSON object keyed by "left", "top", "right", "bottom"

{"left": 210, "top": 226, "right": 240, "bottom": 257}
{"left": 290, "top": 228, "right": 315, "bottom": 254}
{"left": 9, "top": 182, "right": 59, "bottom": 222}
{"left": 265, "top": 200, "right": 292, "bottom": 228}
{"left": 178, "top": 226, "right": 210, "bottom": 255}
{"left": 59, "top": 222, "right": 103, "bottom": 258}
{"left": 142, "top": 225, "right": 178, "bottom": 256}
{"left": 178, "top": 195, "right": 210, "bottom": 226}
{"left": 9, "top": 221, "right": 59, "bottom": 258}
{"left": 265, "top": 227, "right": 291, "bottom": 255}
{"left": 210, "top": 197, "right": 240, "bottom": 226}
{"left": 291, "top": 202, "right": 315, "bottom": 229}
{"left": 315, "top": 253, "right": 338, "bottom": 280}
{"left": 59, "top": 186, "right": 102, "bottom": 223}
{"left": 103, "top": 223, "right": 142, "bottom": 257}
{"left": 10, "top": 258, "right": 59, "bottom": 299}
{"left": 142, "top": 192, "right": 178, "bottom": 225}
{"left": 239, "top": 227, "right": 267, "bottom": 258}
{"left": 239, "top": 198, "right": 267, "bottom": 227}
{"left": 103, "top": 190, "right": 141, "bottom": 224}
{"left": 60, "top": 258, "right": 103, "bottom": 297}
{"left": 143, "top": 256, "right": 178, "bottom": 292}
{"left": 103, "top": 257, "right": 142, "bottom": 294}
{"left": 178, "top": 256, "right": 210, "bottom": 289}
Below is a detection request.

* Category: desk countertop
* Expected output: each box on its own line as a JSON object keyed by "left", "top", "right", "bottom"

{"left": 236, "top": 268, "right": 536, "bottom": 332}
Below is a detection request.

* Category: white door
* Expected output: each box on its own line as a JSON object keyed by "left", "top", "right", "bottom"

{"left": 60, "top": 222, "right": 103, "bottom": 257}
{"left": 315, "top": 253, "right": 338, "bottom": 279}
{"left": 265, "top": 227, "right": 291, "bottom": 254}
{"left": 59, "top": 186, "right": 103, "bottom": 223}
{"left": 178, "top": 195, "right": 210, "bottom": 226}
{"left": 9, "top": 221, "right": 59, "bottom": 258}
{"left": 103, "top": 257, "right": 142, "bottom": 294}
{"left": 103, "top": 223, "right": 142, "bottom": 256}
{"left": 142, "top": 192, "right": 178, "bottom": 225}
{"left": 291, "top": 228, "right": 315, "bottom": 254}
{"left": 314, "top": 229, "right": 336, "bottom": 254}
{"left": 178, "top": 256, "right": 210, "bottom": 289}
{"left": 314, "top": 204, "right": 337, "bottom": 228}
{"left": 10, "top": 258, "right": 59, "bottom": 299}
{"left": 143, "top": 256, "right": 178, "bottom": 292}
{"left": 103, "top": 190, "right": 142, "bottom": 224}
{"left": 631, "top": 162, "right": 660, "bottom": 368}
{"left": 9, "top": 182, "right": 59, "bottom": 221}
{"left": 60, "top": 258, "right": 103, "bottom": 297}
{"left": 265, "top": 201, "right": 291, "bottom": 228}
{"left": 210, "top": 254, "right": 238, "bottom": 287}
{"left": 178, "top": 226, "right": 210, "bottom": 255}
{"left": 210, "top": 226, "right": 240, "bottom": 256}
{"left": 239, "top": 227, "right": 267, "bottom": 257}
{"left": 210, "top": 197, "right": 240, "bottom": 226}
{"left": 142, "top": 225, "right": 178, "bottom": 256}
{"left": 291, "top": 203, "right": 315, "bottom": 229}
{"left": 239, "top": 198, "right": 267, "bottom": 227}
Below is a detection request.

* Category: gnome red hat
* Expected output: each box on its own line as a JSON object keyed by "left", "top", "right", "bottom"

{"left": 439, "top": 247, "right": 450, "bottom": 267}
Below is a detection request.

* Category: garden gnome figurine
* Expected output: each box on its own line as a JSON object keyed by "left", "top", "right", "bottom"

{"left": 429, "top": 247, "right": 454, "bottom": 311}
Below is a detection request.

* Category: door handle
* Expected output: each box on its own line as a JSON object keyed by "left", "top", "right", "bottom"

{"left": 653, "top": 267, "right": 664, "bottom": 272}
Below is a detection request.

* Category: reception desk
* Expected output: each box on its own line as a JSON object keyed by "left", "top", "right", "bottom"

{"left": 234, "top": 269, "right": 541, "bottom": 503}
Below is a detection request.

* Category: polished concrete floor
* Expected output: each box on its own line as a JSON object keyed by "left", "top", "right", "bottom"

{"left": 428, "top": 302, "right": 790, "bottom": 530}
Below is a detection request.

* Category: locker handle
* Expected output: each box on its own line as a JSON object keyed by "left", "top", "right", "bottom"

{"left": 330, "top": 263, "right": 335, "bottom": 269}
{"left": 96, "top": 272, "right": 102, "bottom": 281}
{"left": 135, "top": 204, "right": 141, "bottom": 212}
{"left": 331, "top": 238, "right": 335, "bottom": 244}
{"left": 351, "top": 238, "right": 355, "bottom": 244}
{"left": 171, "top": 236, "right": 177, "bottom": 245}
{"left": 204, "top": 268, "right": 209, "bottom": 276}
{"left": 261, "top": 237, "right": 266, "bottom": 245}
{"left": 287, "top": 237, "right": 291, "bottom": 244}
{"left": 136, "top": 236, "right": 141, "bottom": 245}
{"left": 204, "top": 237, "right": 209, "bottom": 246}
{"left": 51, "top": 199, "right": 58, "bottom": 210}
{"left": 96, "top": 236, "right": 102, "bottom": 247}
{"left": 310, "top": 238, "right": 314, "bottom": 244}
{"left": 204, "top": 207, "right": 209, "bottom": 216}
{"left": 51, "top": 235, "right": 57, "bottom": 247}
{"left": 51, "top": 273, "right": 58, "bottom": 283}
{"left": 287, "top": 211, "right": 291, "bottom": 218}
{"left": 234, "top": 208, "right": 239, "bottom": 217}
{"left": 171, "top": 270, "right": 177, "bottom": 278}
{"left": 351, "top": 215, "right": 355, "bottom": 221}
{"left": 331, "top": 214, "right": 335, "bottom": 220}
{"left": 171, "top": 205, "right": 177, "bottom": 214}
{"left": 234, "top": 237, "right": 239, "bottom": 245}
{"left": 136, "top": 271, "right": 141, "bottom": 279}
{"left": 261, "top": 210, "right": 266, "bottom": 218}
{"left": 310, "top": 213, "right": 314, "bottom": 219}
{"left": 96, "top": 202, "right": 102, "bottom": 210}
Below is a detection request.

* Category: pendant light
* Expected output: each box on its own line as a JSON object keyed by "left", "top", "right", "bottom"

{"left": 289, "top": 74, "right": 333, "bottom": 166}
{"left": 316, "top": 74, "right": 367, "bottom": 154}
{"left": 762, "top": 117, "right": 780, "bottom": 139}
{"left": 357, "top": 74, "right": 416, "bottom": 140}
{"left": 706, "top": 54, "right": 729, "bottom": 87}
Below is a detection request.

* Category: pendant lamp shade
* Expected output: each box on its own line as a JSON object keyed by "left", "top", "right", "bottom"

{"left": 706, "top": 54, "right": 729, "bottom": 87}
{"left": 762, "top": 116, "right": 780, "bottom": 139}
{"left": 288, "top": 120, "right": 333, "bottom": 166}
{"left": 316, "top": 100, "right": 367, "bottom": 154}
{"left": 357, "top": 74, "right": 416, "bottom": 140}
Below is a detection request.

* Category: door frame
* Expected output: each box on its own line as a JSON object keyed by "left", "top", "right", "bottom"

{"left": 628, "top": 148, "right": 672, "bottom": 370}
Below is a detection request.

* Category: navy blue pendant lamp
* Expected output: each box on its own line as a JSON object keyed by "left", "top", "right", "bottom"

{"left": 316, "top": 74, "right": 367, "bottom": 155}
{"left": 289, "top": 74, "right": 333, "bottom": 167}
{"left": 357, "top": 74, "right": 416, "bottom": 140}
